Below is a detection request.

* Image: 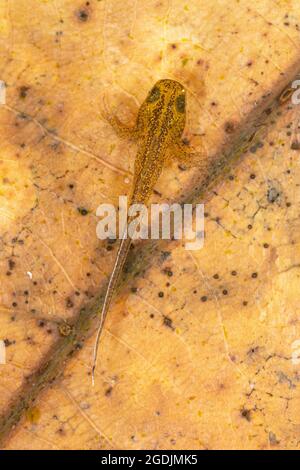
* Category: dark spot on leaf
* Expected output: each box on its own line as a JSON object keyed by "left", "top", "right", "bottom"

{"left": 163, "top": 315, "right": 174, "bottom": 330}
{"left": 240, "top": 408, "right": 251, "bottom": 421}
{"left": 66, "top": 298, "right": 74, "bottom": 308}
{"left": 161, "top": 251, "right": 171, "bottom": 261}
{"left": 163, "top": 267, "right": 173, "bottom": 277}
{"left": 182, "top": 137, "right": 190, "bottom": 146}
{"left": 224, "top": 121, "right": 235, "bottom": 134}
{"left": 19, "top": 86, "right": 30, "bottom": 99}
{"left": 8, "top": 259, "right": 15, "bottom": 270}
{"left": 77, "top": 9, "right": 89, "bottom": 22}
{"left": 77, "top": 207, "right": 88, "bottom": 215}
{"left": 267, "top": 187, "right": 280, "bottom": 203}
{"left": 105, "top": 386, "right": 113, "bottom": 397}
{"left": 291, "top": 141, "right": 300, "bottom": 150}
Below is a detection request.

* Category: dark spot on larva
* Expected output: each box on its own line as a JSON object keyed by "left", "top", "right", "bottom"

{"left": 4, "top": 338, "right": 15, "bottom": 347}
{"left": 247, "top": 224, "right": 253, "bottom": 230}
{"left": 106, "top": 245, "right": 113, "bottom": 251}
{"left": 213, "top": 273, "right": 219, "bottom": 280}
{"left": 267, "top": 187, "right": 280, "bottom": 203}
{"left": 163, "top": 315, "right": 174, "bottom": 330}
{"left": 201, "top": 296, "right": 207, "bottom": 302}
{"left": 131, "top": 287, "right": 137, "bottom": 293}
{"left": 158, "top": 291, "right": 164, "bottom": 298}
{"left": 12, "top": 302, "right": 17, "bottom": 307}
{"left": 263, "top": 243, "right": 269, "bottom": 248}
{"left": 250, "top": 173, "right": 256, "bottom": 179}
{"left": 222, "top": 289, "right": 228, "bottom": 296}
{"left": 246, "top": 61, "right": 253, "bottom": 67}
{"left": 77, "top": 9, "right": 89, "bottom": 22}
{"left": 251, "top": 272, "right": 258, "bottom": 279}
{"left": 224, "top": 121, "right": 235, "bottom": 134}
{"left": 231, "top": 270, "right": 237, "bottom": 276}
{"left": 171, "top": 43, "right": 177, "bottom": 49}
{"left": 147, "top": 86, "right": 161, "bottom": 103}
{"left": 240, "top": 408, "right": 251, "bottom": 421}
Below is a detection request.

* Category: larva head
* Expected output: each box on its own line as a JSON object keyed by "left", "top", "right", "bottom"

{"left": 138, "top": 79, "right": 186, "bottom": 139}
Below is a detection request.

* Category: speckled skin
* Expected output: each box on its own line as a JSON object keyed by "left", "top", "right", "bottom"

{"left": 92, "top": 79, "right": 187, "bottom": 382}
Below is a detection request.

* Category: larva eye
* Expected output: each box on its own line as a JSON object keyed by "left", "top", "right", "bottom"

{"left": 147, "top": 86, "right": 160, "bottom": 102}
{"left": 176, "top": 94, "right": 185, "bottom": 113}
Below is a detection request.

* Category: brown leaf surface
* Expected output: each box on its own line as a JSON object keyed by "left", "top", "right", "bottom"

{"left": 0, "top": 0, "right": 300, "bottom": 450}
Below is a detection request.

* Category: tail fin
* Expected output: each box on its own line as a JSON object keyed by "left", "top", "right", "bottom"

{"left": 92, "top": 236, "right": 132, "bottom": 385}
